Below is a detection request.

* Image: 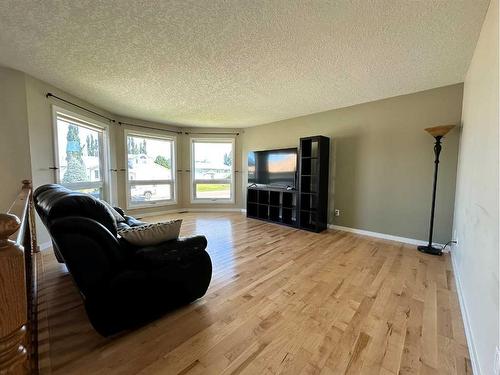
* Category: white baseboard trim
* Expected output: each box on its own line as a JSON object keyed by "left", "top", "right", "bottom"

{"left": 328, "top": 224, "right": 446, "bottom": 249}
{"left": 450, "top": 252, "right": 481, "bottom": 375}
{"left": 184, "top": 208, "right": 244, "bottom": 213}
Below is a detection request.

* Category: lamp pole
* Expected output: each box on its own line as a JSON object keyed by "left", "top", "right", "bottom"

{"left": 418, "top": 135, "right": 443, "bottom": 255}
{"left": 417, "top": 124, "right": 455, "bottom": 256}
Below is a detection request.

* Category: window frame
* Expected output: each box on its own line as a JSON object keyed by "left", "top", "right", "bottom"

{"left": 190, "top": 137, "right": 235, "bottom": 204}
{"left": 124, "top": 129, "right": 177, "bottom": 209}
{"left": 51, "top": 106, "right": 112, "bottom": 202}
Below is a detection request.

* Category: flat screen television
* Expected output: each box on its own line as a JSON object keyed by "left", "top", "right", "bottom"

{"left": 248, "top": 148, "right": 298, "bottom": 188}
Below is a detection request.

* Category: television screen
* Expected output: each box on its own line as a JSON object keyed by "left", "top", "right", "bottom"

{"left": 248, "top": 148, "right": 297, "bottom": 188}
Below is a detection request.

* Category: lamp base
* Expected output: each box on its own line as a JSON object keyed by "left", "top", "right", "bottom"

{"left": 417, "top": 245, "right": 443, "bottom": 256}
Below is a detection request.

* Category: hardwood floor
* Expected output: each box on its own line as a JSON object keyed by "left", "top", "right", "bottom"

{"left": 37, "top": 212, "right": 471, "bottom": 375}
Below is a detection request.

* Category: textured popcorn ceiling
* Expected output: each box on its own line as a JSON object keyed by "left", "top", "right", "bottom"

{"left": 0, "top": 0, "right": 489, "bottom": 127}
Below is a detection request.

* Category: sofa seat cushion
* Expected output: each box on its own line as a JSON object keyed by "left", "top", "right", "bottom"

{"left": 133, "top": 235, "right": 208, "bottom": 265}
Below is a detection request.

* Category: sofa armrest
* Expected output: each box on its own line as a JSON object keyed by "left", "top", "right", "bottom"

{"left": 49, "top": 216, "right": 124, "bottom": 295}
{"left": 113, "top": 206, "right": 126, "bottom": 217}
{"left": 132, "top": 235, "right": 208, "bottom": 267}
{"left": 94, "top": 236, "right": 212, "bottom": 334}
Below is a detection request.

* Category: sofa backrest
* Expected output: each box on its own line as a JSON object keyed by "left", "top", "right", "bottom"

{"left": 33, "top": 185, "right": 124, "bottom": 295}
{"left": 34, "top": 184, "right": 117, "bottom": 237}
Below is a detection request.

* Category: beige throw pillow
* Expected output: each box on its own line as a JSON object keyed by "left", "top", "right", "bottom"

{"left": 118, "top": 219, "right": 182, "bottom": 246}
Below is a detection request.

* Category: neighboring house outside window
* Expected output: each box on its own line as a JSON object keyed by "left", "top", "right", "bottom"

{"left": 125, "top": 130, "right": 176, "bottom": 208}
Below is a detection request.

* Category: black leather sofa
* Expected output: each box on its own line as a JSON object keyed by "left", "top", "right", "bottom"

{"left": 34, "top": 184, "right": 212, "bottom": 336}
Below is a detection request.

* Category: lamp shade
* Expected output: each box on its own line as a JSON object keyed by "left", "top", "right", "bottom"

{"left": 424, "top": 124, "right": 456, "bottom": 137}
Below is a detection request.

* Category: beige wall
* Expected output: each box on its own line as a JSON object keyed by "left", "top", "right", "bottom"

{"left": 242, "top": 84, "right": 463, "bottom": 243}
{"left": 452, "top": 0, "right": 499, "bottom": 373}
{"left": 0, "top": 66, "right": 31, "bottom": 212}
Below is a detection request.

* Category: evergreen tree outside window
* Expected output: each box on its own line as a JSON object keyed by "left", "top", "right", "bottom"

{"left": 86, "top": 134, "right": 99, "bottom": 157}
{"left": 53, "top": 108, "right": 110, "bottom": 201}
{"left": 62, "top": 124, "right": 87, "bottom": 183}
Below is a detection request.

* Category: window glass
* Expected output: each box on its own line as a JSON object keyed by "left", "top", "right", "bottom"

{"left": 126, "top": 133, "right": 175, "bottom": 206}
{"left": 127, "top": 136, "right": 172, "bottom": 181}
{"left": 55, "top": 113, "right": 108, "bottom": 200}
{"left": 130, "top": 183, "right": 171, "bottom": 203}
{"left": 192, "top": 140, "right": 234, "bottom": 201}
{"left": 57, "top": 119, "right": 102, "bottom": 184}
{"left": 195, "top": 183, "right": 231, "bottom": 199}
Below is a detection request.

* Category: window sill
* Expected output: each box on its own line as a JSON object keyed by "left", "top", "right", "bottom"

{"left": 126, "top": 200, "right": 178, "bottom": 210}
{"left": 190, "top": 199, "right": 235, "bottom": 205}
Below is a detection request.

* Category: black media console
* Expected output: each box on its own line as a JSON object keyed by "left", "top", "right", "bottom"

{"left": 246, "top": 135, "right": 330, "bottom": 232}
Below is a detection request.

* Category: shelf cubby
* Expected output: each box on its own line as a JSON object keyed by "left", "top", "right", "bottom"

{"left": 282, "top": 192, "right": 296, "bottom": 208}
{"left": 258, "top": 190, "right": 269, "bottom": 204}
{"left": 247, "top": 202, "right": 258, "bottom": 217}
{"left": 247, "top": 189, "right": 258, "bottom": 203}
{"left": 300, "top": 158, "right": 318, "bottom": 176}
{"left": 300, "top": 175, "right": 318, "bottom": 194}
{"left": 269, "top": 206, "right": 280, "bottom": 221}
{"left": 300, "top": 139, "right": 319, "bottom": 158}
{"left": 258, "top": 204, "right": 269, "bottom": 219}
{"left": 300, "top": 194, "right": 318, "bottom": 211}
{"left": 300, "top": 211, "right": 318, "bottom": 230}
{"left": 269, "top": 191, "right": 280, "bottom": 206}
{"left": 282, "top": 207, "right": 296, "bottom": 225}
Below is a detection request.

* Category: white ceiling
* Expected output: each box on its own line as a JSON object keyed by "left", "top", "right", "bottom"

{"left": 0, "top": 0, "right": 489, "bottom": 128}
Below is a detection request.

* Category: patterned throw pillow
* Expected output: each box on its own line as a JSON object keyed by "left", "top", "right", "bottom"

{"left": 118, "top": 219, "right": 182, "bottom": 246}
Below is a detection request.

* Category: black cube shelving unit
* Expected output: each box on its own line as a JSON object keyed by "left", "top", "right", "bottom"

{"left": 246, "top": 135, "right": 329, "bottom": 232}
{"left": 298, "top": 136, "right": 330, "bottom": 232}
{"left": 246, "top": 187, "right": 298, "bottom": 227}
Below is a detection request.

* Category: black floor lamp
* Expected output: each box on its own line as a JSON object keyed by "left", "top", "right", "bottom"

{"left": 417, "top": 124, "right": 455, "bottom": 256}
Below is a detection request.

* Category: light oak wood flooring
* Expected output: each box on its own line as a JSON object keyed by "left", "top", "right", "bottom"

{"left": 37, "top": 212, "right": 471, "bottom": 375}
